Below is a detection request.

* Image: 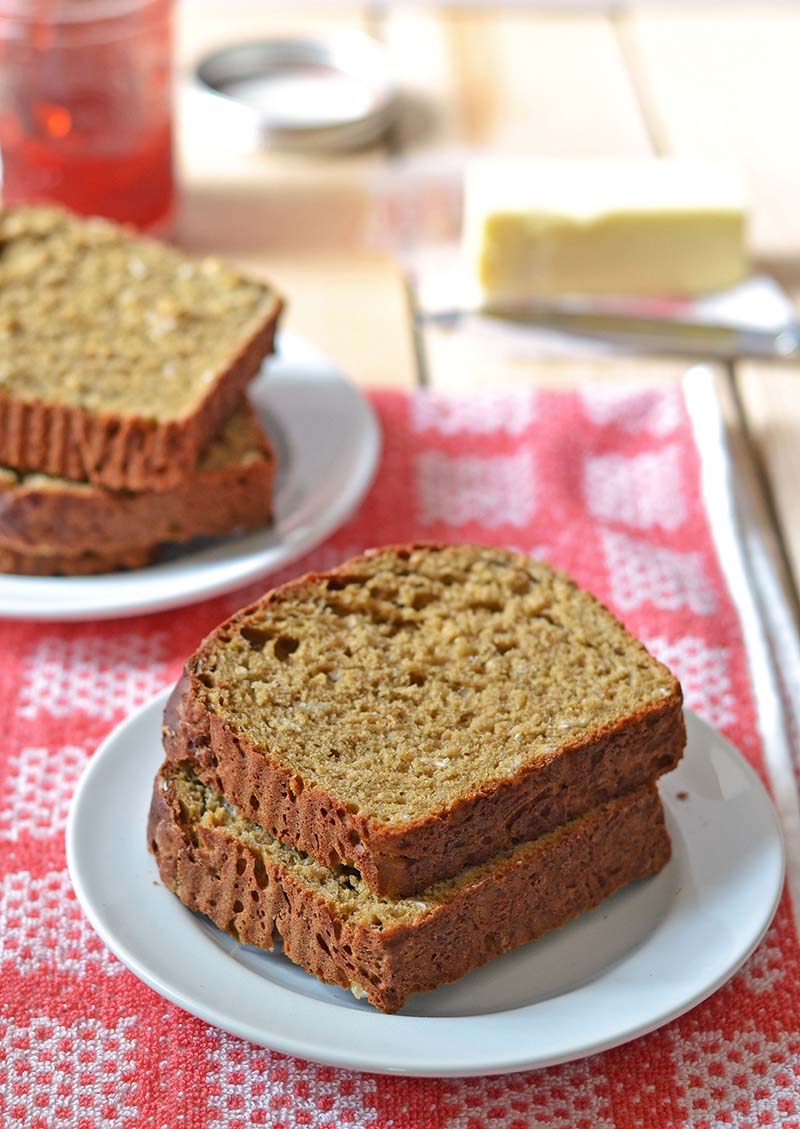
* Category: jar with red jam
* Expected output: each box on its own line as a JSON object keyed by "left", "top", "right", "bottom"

{"left": 0, "top": 0, "right": 174, "bottom": 229}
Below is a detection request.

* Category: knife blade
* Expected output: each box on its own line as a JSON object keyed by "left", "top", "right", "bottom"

{"left": 419, "top": 305, "right": 800, "bottom": 361}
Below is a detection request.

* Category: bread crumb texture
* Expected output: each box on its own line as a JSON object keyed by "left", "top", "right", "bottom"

{"left": 0, "top": 208, "right": 278, "bottom": 420}
{"left": 194, "top": 544, "right": 677, "bottom": 826}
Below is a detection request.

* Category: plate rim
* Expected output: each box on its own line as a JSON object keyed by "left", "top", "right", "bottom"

{"left": 0, "top": 332, "right": 381, "bottom": 622}
{"left": 66, "top": 690, "right": 785, "bottom": 1077}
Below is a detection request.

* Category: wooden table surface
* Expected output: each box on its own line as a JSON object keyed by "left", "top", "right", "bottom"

{"left": 175, "top": 2, "right": 800, "bottom": 620}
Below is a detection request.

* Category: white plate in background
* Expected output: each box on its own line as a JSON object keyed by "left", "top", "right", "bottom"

{"left": 67, "top": 697, "right": 784, "bottom": 1077}
{"left": 0, "top": 332, "right": 381, "bottom": 621}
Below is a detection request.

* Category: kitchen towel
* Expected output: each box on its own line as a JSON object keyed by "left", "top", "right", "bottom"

{"left": 1, "top": 376, "right": 799, "bottom": 1129}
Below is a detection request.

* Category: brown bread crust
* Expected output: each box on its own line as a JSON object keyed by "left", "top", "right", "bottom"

{"left": 0, "top": 306, "right": 281, "bottom": 492}
{"left": 148, "top": 766, "right": 671, "bottom": 1013}
{"left": 166, "top": 679, "right": 682, "bottom": 898}
{"left": 0, "top": 542, "right": 156, "bottom": 575}
{"left": 163, "top": 546, "right": 685, "bottom": 898}
{"left": 0, "top": 401, "right": 276, "bottom": 553}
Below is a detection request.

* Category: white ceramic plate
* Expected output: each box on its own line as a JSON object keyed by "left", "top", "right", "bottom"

{"left": 0, "top": 333, "right": 381, "bottom": 621}
{"left": 67, "top": 691, "right": 784, "bottom": 1076}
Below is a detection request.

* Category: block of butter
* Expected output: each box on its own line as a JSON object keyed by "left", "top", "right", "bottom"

{"left": 464, "top": 158, "right": 748, "bottom": 300}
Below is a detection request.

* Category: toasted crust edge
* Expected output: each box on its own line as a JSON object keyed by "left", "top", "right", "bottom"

{"left": 0, "top": 295, "right": 283, "bottom": 491}
{"left": 163, "top": 543, "right": 686, "bottom": 898}
{"left": 148, "top": 765, "right": 671, "bottom": 1013}
{"left": 0, "top": 400, "right": 276, "bottom": 552}
{"left": 0, "top": 542, "right": 157, "bottom": 575}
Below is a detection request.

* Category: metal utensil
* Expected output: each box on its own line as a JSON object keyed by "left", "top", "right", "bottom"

{"left": 421, "top": 305, "right": 800, "bottom": 362}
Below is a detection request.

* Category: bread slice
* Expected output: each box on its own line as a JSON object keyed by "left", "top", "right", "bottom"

{"left": 0, "top": 208, "right": 283, "bottom": 491}
{"left": 149, "top": 760, "right": 671, "bottom": 1013}
{"left": 164, "top": 544, "right": 685, "bottom": 897}
{"left": 0, "top": 399, "right": 276, "bottom": 561}
{"left": 0, "top": 543, "right": 156, "bottom": 575}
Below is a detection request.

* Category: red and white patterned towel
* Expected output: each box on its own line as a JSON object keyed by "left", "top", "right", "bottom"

{"left": 1, "top": 382, "right": 799, "bottom": 1129}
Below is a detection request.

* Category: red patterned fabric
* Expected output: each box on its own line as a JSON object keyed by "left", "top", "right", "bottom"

{"left": 1, "top": 384, "right": 798, "bottom": 1128}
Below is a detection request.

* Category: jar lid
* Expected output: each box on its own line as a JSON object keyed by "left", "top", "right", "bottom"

{"left": 193, "top": 33, "right": 397, "bottom": 154}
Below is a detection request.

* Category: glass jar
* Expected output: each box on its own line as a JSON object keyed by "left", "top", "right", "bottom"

{"left": 0, "top": 0, "right": 174, "bottom": 229}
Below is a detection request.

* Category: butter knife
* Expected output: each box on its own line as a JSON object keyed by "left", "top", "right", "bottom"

{"left": 420, "top": 306, "right": 800, "bottom": 362}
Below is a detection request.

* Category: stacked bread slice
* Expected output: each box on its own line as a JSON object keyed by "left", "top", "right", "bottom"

{"left": 149, "top": 544, "right": 685, "bottom": 1012}
{"left": 0, "top": 208, "right": 283, "bottom": 574}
